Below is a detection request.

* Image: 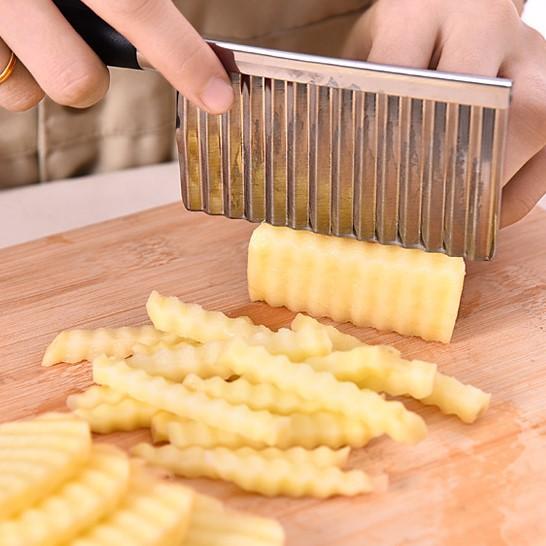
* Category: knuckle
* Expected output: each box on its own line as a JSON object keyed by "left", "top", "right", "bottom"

{"left": 53, "top": 63, "right": 106, "bottom": 106}
{"left": 7, "top": 88, "right": 44, "bottom": 112}
{"left": 171, "top": 40, "right": 207, "bottom": 83}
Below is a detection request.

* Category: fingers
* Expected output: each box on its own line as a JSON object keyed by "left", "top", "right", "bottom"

{"left": 84, "top": 0, "right": 233, "bottom": 114}
{"left": 366, "top": 4, "right": 438, "bottom": 68}
{"left": 501, "top": 26, "right": 546, "bottom": 181}
{"left": 435, "top": 28, "right": 506, "bottom": 76}
{"left": 435, "top": 2, "right": 516, "bottom": 75}
{"left": 501, "top": 147, "right": 546, "bottom": 227}
{"left": 0, "top": 0, "right": 109, "bottom": 108}
{"left": 0, "top": 38, "right": 44, "bottom": 112}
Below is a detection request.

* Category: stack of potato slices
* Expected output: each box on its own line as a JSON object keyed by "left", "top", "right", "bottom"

{"left": 43, "top": 291, "right": 491, "bottom": 501}
{"left": 0, "top": 413, "right": 283, "bottom": 546}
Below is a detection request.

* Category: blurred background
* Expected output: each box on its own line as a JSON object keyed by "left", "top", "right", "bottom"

{"left": 0, "top": 0, "right": 544, "bottom": 249}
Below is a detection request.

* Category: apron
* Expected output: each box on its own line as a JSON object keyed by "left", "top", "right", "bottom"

{"left": 0, "top": 0, "right": 372, "bottom": 188}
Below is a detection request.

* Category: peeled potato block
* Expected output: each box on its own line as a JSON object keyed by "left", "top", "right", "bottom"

{"left": 0, "top": 412, "right": 91, "bottom": 519}
{"left": 68, "top": 465, "right": 193, "bottom": 546}
{"left": 248, "top": 223, "right": 466, "bottom": 343}
{"left": 0, "top": 444, "right": 130, "bottom": 546}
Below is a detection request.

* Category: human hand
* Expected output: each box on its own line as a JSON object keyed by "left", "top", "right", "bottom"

{"left": 343, "top": 0, "right": 546, "bottom": 226}
{"left": 0, "top": 0, "right": 233, "bottom": 114}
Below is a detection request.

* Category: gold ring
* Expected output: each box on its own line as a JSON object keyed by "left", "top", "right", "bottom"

{"left": 0, "top": 52, "right": 16, "bottom": 85}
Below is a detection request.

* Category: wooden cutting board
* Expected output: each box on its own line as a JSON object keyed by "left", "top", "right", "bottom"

{"left": 1, "top": 203, "right": 545, "bottom": 546}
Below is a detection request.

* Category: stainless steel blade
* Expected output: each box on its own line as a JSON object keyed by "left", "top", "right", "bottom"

{"left": 176, "top": 40, "right": 511, "bottom": 260}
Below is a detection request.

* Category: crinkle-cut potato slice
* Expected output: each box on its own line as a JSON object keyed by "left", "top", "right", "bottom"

{"left": 0, "top": 444, "right": 130, "bottom": 546}
{"left": 66, "top": 385, "right": 127, "bottom": 410}
{"left": 68, "top": 466, "right": 193, "bottom": 546}
{"left": 151, "top": 410, "right": 372, "bottom": 450}
{"left": 93, "top": 356, "right": 289, "bottom": 446}
{"left": 67, "top": 385, "right": 159, "bottom": 433}
{"left": 71, "top": 399, "right": 159, "bottom": 434}
{"left": 218, "top": 339, "right": 426, "bottom": 444}
{"left": 183, "top": 374, "right": 323, "bottom": 415}
{"left": 306, "top": 347, "right": 437, "bottom": 399}
{"left": 292, "top": 314, "right": 490, "bottom": 422}
{"left": 150, "top": 412, "right": 254, "bottom": 449}
{"left": 146, "top": 291, "right": 332, "bottom": 361}
{"left": 133, "top": 442, "right": 348, "bottom": 472}
{"left": 187, "top": 493, "right": 284, "bottom": 546}
{"left": 421, "top": 373, "right": 491, "bottom": 423}
{"left": 127, "top": 342, "right": 231, "bottom": 382}
{"left": 291, "top": 313, "right": 363, "bottom": 351}
{"left": 131, "top": 337, "right": 200, "bottom": 355}
{"left": 132, "top": 443, "right": 372, "bottom": 498}
{"left": 0, "top": 412, "right": 91, "bottom": 519}
{"left": 42, "top": 325, "right": 179, "bottom": 367}
{"left": 248, "top": 223, "right": 465, "bottom": 343}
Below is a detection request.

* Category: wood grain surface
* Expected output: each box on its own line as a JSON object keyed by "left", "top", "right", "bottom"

{"left": 0, "top": 203, "right": 545, "bottom": 546}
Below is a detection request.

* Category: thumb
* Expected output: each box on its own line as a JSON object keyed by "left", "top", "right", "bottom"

{"left": 501, "top": 147, "right": 546, "bottom": 227}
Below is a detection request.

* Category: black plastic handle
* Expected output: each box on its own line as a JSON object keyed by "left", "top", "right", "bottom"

{"left": 53, "top": 0, "right": 141, "bottom": 69}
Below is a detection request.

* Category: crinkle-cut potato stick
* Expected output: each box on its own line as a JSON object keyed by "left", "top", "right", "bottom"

{"left": 69, "top": 466, "right": 193, "bottom": 546}
{"left": 187, "top": 493, "right": 285, "bottom": 546}
{"left": 217, "top": 339, "right": 426, "bottom": 444}
{"left": 0, "top": 444, "right": 130, "bottom": 546}
{"left": 92, "top": 356, "right": 289, "bottom": 446}
{"left": 306, "top": 347, "right": 437, "bottom": 399}
{"left": 151, "top": 412, "right": 255, "bottom": 449}
{"left": 183, "top": 374, "right": 324, "bottom": 415}
{"left": 42, "top": 325, "right": 180, "bottom": 367}
{"left": 132, "top": 443, "right": 372, "bottom": 498}
{"left": 72, "top": 399, "right": 159, "bottom": 434}
{"left": 134, "top": 443, "right": 348, "bottom": 473}
{"left": 66, "top": 385, "right": 127, "bottom": 410}
{"left": 248, "top": 223, "right": 465, "bottom": 343}
{"left": 146, "top": 291, "right": 332, "bottom": 361}
{"left": 0, "top": 412, "right": 91, "bottom": 520}
{"left": 151, "top": 411, "right": 372, "bottom": 450}
{"left": 291, "top": 313, "right": 363, "bottom": 351}
{"left": 127, "top": 342, "right": 231, "bottom": 382}
{"left": 421, "top": 373, "right": 491, "bottom": 423}
{"left": 292, "top": 314, "right": 490, "bottom": 422}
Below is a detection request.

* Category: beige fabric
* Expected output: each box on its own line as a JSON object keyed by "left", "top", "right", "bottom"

{"left": 0, "top": 0, "right": 372, "bottom": 189}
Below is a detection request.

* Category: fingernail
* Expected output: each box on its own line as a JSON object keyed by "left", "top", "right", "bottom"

{"left": 200, "top": 77, "right": 234, "bottom": 114}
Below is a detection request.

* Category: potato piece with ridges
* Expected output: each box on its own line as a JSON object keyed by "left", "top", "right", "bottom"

{"left": 183, "top": 374, "right": 323, "bottom": 415}
{"left": 306, "top": 347, "right": 437, "bottom": 399}
{"left": 0, "top": 412, "right": 91, "bottom": 520}
{"left": 127, "top": 342, "right": 231, "bottom": 382}
{"left": 42, "top": 326, "right": 179, "bottom": 366}
{"left": 0, "top": 444, "right": 129, "bottom": 546}
{"left": 248, "top": 223, "right": 465, "bottom": 343}
{"left": 186, "top": 493, "right": 284, "bottom": 546}
{"left": 146, "top": 291, "right": 332, "bottom": 361}
{"left": 132, "top": 443, "right": 372, "bottom": 498}
{"left": 217, "top": 339, "right": 426, "bottom": 444}
{"left": 292, "top": 314, "right": 490, "bottom": 421}
{"left": 151, "top": 410, "right": 372, "bottom": 450}
{"left": 92, "top": 356, "right": 290, "bottom": 446}
{"left": 68, "top": 466, "right": 193, "bottom": 546}
{"left": 421, "top": 373, "right": 491, "bottom": 423}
